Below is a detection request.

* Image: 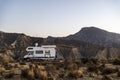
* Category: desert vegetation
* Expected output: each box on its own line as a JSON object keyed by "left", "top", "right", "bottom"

{"left": 0, "top": 57, "right": 120, "bottom": 80}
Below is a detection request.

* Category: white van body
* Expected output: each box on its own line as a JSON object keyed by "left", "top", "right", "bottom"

{"left": 24, "top": 45, "right": 56, "bottom": 60}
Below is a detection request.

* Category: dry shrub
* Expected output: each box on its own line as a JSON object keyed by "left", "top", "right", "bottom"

{"left": 67, "top": 70, "right": 83, "bottom": 79}
{"left": 77, "top": 71, "right": 84, "bottom": 78}
{"left": 102, "top": 75, "right": 113, "bottom": 80}
{"left": 21, "top": 69, "right": 34, "bottom": 80}
{"left": 4, "top": 72, "right": 14, "bottom": 78}
{"left": 67, "top": 71, "right": 77, "bottom": 79}
{"left": 117, "top": 71, "right": 120, "bottom": 77}
{"left": 87, "top": 65, "right": 98, "bottom": 73}
{"left": 59, "top": 73, "right": 65, "bottom": 78}
{"left": 46, "top": 64, "right": 56, "bottom": 72}
{"left": 34, "top": 65, "right": 48, "bottom": 80}
{"left": 46, "top": 64, "right": 58, "bottom": 79}
{"left": 75, "top": 60, "right": 82, "bottom": 66}
{"left": 102, "top": 68, "right": 118, "bottom": 75}
{"left": 19, "top": 61, "right": 26, "bottom": 65}
{"left": 78, "top": 67, "right": 85, "bottom": 76}
{"left": 14, "top": 63, "right": 20, "bottom": 68}
{"left": 64, "top": 58, "right": 78, "bottom": 70}
{"left": 81, "top": 58, "right": 88, "bottom": 64}
{"left": 64, "top": 57, "right": 74, "bottom": 67}
{"left": 21, "top": 64, "right": 35, "bottom": 80}
{"left": 66, "top": 63, "right": 78, "bottom": 71}
{"left": 113, "top": 58, "right": 120, "bottom": 65}
{"left": 1, "top": 55, "right": 14, "bottom": 64}
{"left": 21, "top": 64, "right": 48, "bottom": 80}
{"left": 21, "top": 69, "right": 28, "bottom": 78}
{"left": 4, "top": 64, "right": 13, "bottom": 70}
{"left": 29, "top": 64, "right": 35, "bottom": 69}
{"left": 20, "top": 64, "right": 29, "bottom": 70}
{"left": 27, "top": 69, "right": 34, "bottom": 80}
{"left": 39, "top": 70, "right": 48, "bottom": 79}
{"left": 88, "top": 58, "right": 98, "bottom": 65}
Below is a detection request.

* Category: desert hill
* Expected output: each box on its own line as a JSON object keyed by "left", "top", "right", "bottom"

{"left": 1, "top": 27, "right": 120, "bottom": 59}
{"left": 66, "top": 27, "right": 120, "bottom": 46}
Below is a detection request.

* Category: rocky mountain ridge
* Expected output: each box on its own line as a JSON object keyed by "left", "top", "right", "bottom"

{"left": 0, "top": 31, "right": 44, "bottom": 49}
{"left": 1, "top": 27, "right": 120, "bottom": 59}
{"left": 66, "top": 27, "right": 120, "bottom": 46}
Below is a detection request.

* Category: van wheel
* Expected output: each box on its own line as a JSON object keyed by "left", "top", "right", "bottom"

{"left": 26, "top": 58, "right": 30, "bottom": 61}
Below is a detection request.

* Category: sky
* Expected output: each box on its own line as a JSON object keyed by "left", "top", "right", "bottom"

{"left": 0, "top": 0, "right": 120, "bottom": 37}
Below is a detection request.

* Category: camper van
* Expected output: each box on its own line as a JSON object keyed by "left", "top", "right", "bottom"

{"left": 24, "top": 44, "right": 56, "bottom": 60}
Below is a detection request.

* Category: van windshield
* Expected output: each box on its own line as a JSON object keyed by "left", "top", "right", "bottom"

{"left": 28, "top": 51, "right": 34, "bottom": 55}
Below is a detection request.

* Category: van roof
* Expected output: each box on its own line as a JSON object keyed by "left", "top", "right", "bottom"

{"left": 41, "top": 45, "right": 56, "bottom": 48}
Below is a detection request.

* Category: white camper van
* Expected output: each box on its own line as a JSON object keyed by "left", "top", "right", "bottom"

{"left": 24, "top": 44, "right": 56, "bottom": 60}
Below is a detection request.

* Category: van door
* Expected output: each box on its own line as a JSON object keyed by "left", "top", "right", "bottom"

{"left": 45, "top": 50, "right": 51, "bottom": 58}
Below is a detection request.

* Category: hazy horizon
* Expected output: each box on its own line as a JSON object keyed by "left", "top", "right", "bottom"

{"left": 1, "top": 0, "right": 120, "bottom": 37}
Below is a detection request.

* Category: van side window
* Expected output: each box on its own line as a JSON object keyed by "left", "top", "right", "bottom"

{"left": 36, "top": 50, "right": 43, "bottom": 54}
